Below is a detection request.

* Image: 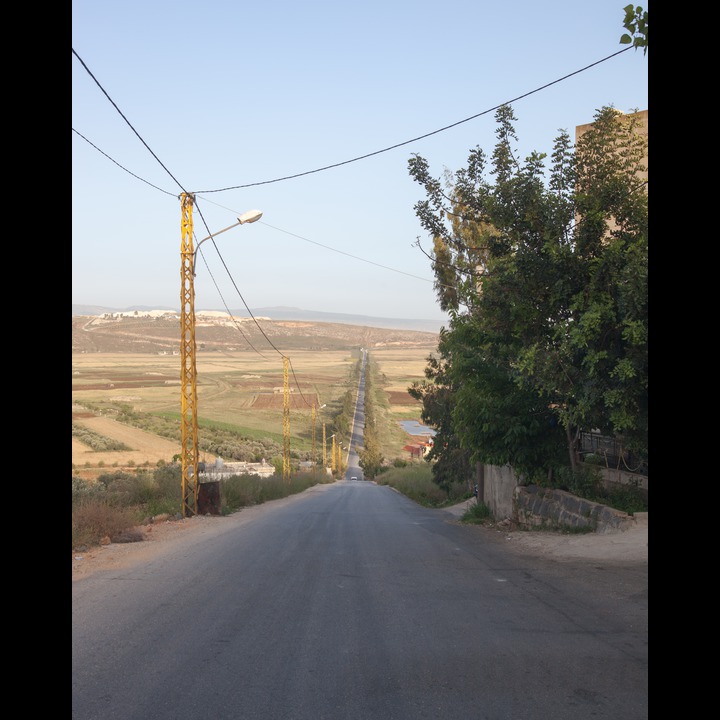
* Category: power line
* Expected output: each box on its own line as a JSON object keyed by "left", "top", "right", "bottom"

{"left": 71, "top": 128, "right": 177, "bottom": 197}
{"left": 73, "top": 46, "right": 633, "bottom": 198}
{"left": 257, "top": 221, "right": 435, "bottom": 285}
{"left": 72, "top": 48, "right": 188, "bottom": 194}
{"left": 191, "top": 48, "right": 633, "bottom": 194}
{"left": 198, "top": 193, "right": 456, "bottom": 296}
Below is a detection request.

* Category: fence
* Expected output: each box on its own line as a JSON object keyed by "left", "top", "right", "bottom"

{"left": 578, "top": 431, "right": 647, "bottom": 475}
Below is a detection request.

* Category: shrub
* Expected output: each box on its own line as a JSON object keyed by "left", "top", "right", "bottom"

{"left": 554, "top": 465, "right": 648, "bottom": 514}
{"left": 462, "top": 501, "right": 493, "bottom": 524}
{"left": 219, "top": 473, "right": 325, "bottom": 514}
{"left": 595, "top": 479, "right": 648, "bottom": 515}
{"left": 72, "top": 497, "right": 139, "bottom": 550}
{"left": 72, "top": 476, "right": 106, "bottom": 505}
{"left": 221, "top": 474, "right": 263, "bottom": 512}
{"left": 153, "top": 464, "right": 182, "bottom": 500}
{"left": 555, "top": 464, "right": 604, "bottom": 498}
{"left": 96, "top": 471, "right": 154, "bottom": 505}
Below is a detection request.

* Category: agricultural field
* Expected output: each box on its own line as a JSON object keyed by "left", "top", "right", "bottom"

{"left": 72, "top": 328, "right": 438, "bottom": 477}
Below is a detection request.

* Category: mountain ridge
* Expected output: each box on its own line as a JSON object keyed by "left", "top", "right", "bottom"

{"left": 71, "top": 304, "right": 447, "bottom": 334}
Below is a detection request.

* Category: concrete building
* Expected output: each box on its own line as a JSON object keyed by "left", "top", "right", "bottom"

{"left": 575, "top": 108, "right": 648, "bottom": 193}
{"left": 200, "top": 458, "right": 275, "bottom": 480}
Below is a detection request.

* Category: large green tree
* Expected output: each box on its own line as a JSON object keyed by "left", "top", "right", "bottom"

{"left": 408, "top": 104, "right": 647, "bottom": 484}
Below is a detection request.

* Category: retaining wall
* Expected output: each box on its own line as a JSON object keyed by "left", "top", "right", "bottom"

{"left": 513, "top": 485, "right": 636, "bottom": 533}
{"left": 481, "top": 464, "right": 646, "bottom": 533}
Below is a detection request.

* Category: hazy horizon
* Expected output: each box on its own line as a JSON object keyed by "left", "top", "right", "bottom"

{"left": 72, "top": 303, "right": 446, "bottom": 334}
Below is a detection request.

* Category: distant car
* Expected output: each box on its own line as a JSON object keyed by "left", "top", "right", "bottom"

{"left": 350, "top": 476, "right": 357, "bottom": 481}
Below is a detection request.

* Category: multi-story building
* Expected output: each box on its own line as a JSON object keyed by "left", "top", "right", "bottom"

{"left": 575, "top": 108, "right": 648, "bottom": 188}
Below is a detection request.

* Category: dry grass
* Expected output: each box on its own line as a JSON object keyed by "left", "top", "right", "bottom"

{"left": 71, "top": 498, "right": 141, "bottom": 550}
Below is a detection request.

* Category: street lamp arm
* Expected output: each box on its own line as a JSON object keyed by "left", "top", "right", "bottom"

{"left": 193, "top": 210, "right": 263, "bottom": 275}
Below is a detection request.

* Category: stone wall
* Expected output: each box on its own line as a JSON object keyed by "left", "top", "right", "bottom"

{"left": 481, "top": 464, "right": 646, "bottom": 532}
{"left": 513, "top": 485, "right": 636, "bottom": 533}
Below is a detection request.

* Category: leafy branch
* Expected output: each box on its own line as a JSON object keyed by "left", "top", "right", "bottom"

{"left": 620, "top": 4, "right": 648, "bottom": 54}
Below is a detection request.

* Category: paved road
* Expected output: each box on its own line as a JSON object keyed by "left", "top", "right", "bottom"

{"left": 72, "top": 481, "right": 647, "bottom": 720}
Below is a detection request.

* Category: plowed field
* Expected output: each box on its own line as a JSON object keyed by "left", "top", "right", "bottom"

{"left": 72, "top": 414, "right": 205, "bottom": 477}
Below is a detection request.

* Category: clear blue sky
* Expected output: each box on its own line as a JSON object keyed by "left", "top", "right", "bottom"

{"left": 72, "top": 0, "right": 648, "bottom": 325}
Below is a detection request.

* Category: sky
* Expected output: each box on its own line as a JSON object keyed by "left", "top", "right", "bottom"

{"left": 72, "top": 0, "right": 648, "bottom": 327}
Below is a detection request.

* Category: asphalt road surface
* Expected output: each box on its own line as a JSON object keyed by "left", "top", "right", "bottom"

{"left": 72, "top": 480, "right": 648, "bottom": 720}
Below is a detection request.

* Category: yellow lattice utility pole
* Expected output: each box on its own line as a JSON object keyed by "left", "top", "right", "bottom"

{"left": 178, "top": 205, "right": 264, "bottom": 515}
{"left": 283, "top": 357, "right": 290, "bottom": 480}
{"left": 331, "top": 434, "right": 337, "bottom": 473}
{"left": 179, "top": 193, "right": 199, "bottom": 517}
{"left": 322, "top": 423, "right": 327, "bottom": 470}
{"left": 311, "top": 404, "right": 317, "bottom": 469}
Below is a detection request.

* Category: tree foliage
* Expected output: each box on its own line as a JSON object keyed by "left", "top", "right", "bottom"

{"left": 408, "top": 331, "right": 474, "bottom": 491}
{"left": 357, "top": 356, "right": 385, "bottom": 478}
{"left": 408, "top": 104, "right": 647, "bottom": 485}
{"left": 620, "top": 5, "right": 648, "bottom": 54}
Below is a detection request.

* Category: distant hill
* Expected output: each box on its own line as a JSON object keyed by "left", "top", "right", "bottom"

{"left": 72, "top": 308, "right": 440, "bottom": 354}
{"left": 71, "top": 304, "right": 447, "bottom": 334}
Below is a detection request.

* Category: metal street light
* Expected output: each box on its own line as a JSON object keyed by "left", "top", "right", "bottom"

{"left": 322, "top": 423, "right": 327, "bottom": 471}
{"left": 179, "top": 193, "right": 263, "bottom": 517}
{"left": 192, "top": 209, "right": 263, "bottom": 275}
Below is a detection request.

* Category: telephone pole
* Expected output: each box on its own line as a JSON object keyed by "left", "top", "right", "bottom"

{"left": 283, "top": 357, "right": 290, "bottom": 480}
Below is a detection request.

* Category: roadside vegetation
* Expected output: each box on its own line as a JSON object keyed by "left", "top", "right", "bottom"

{"left": 72, "top": 454, "right": 645, "bottom": 552}
{"left": 71, "top": 463, "right": 333, "bottom": 551}
{"left": 373, "top": 463, "right": 470, "bottom": 507}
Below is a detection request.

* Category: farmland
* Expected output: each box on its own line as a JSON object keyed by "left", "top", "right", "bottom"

{"left": 72, "top": 313, "right": 439, "bottom": 477}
